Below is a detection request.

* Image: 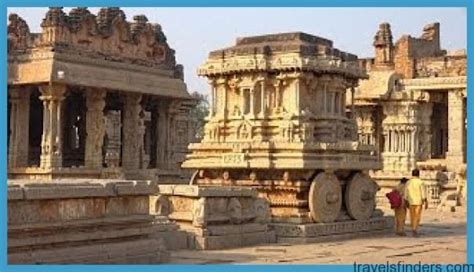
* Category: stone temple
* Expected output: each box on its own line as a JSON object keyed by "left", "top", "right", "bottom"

{"left": 352, "top": 23, "right": 467, "bottom": 210}
{"left": 7, "top": 7, "right": 195, "bottom": 264}
{"left": 6, "top": 8, "right": 468, "bottom": 264}
{"left": 7, "top": 8, "right": 196, "bottom": 182}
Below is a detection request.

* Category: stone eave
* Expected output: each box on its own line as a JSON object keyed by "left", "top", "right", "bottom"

{"left": 8, "top": 51, "right": 191, "bottom": 100}
{"left": 198, "top": 51, "right": 366, "bottom": 80}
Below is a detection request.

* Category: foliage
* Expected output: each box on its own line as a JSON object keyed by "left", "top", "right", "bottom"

{"left": 189, "top": 91, "right": 209, "bottom": 141}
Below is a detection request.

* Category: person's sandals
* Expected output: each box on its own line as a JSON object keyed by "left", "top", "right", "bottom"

{"left": 396, "top": 232, "right": 407, "bottom": 237}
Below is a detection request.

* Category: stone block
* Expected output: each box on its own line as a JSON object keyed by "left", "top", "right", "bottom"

{"left": 7, "top": 186, "right": 24, "bottom": 200}
{"left": 115, "top": 180, "right": 159, "bottom": 196}
{"left": 106, "top": 196, "right": 149, "bottom": 216}
{"left": 7, "top": 178, "right": 181, "bottom": 264}
{"left": 270, "top": 216, "right": 394, "bottom": 238}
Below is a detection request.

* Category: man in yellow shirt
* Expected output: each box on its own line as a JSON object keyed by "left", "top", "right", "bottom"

{"left": 404, "top": 169, "right": 428, "bottom": 237}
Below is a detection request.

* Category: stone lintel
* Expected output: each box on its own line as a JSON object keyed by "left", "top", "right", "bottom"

{"left": 7, "top": 179, "right": 159, "bottom": 200}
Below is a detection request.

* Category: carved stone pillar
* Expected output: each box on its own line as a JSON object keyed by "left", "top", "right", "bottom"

{"left": 156, "top": 100, "right": 169, "bottom": 169}
{"left": 122, "top": 93, "right": 142, "bottom": 170}
{"left": 417, "top": 102, "right": 433, "bottom": 161}
{"left": 39, "top": 84, "right": 66, "bottom": 169}
{"left": 208, "top": 79, "right": 216, "bottom": 117}
{"left": 250, "top": 88, "right": 255, "bottom": 117}
{"left": 8, "top": 87, "right": 31, "bottom": 168}
{"left": 260, "top": 79, "right": 266, "bottom": 118}
{"left": 294, "top": 78, "right": 300, "bottom": 114}
{"left": 216, "top": 77, "right": 227, "bottom": 118}
{"left": 84, "top": 88, "right": 106, "bottom": 169}
{"left": 447, "top": 90, "right": 465, "bottom": 169}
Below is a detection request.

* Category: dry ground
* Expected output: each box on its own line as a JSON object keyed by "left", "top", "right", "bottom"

{"left": 170, "top": 208, "right": 467, "bottom": 264}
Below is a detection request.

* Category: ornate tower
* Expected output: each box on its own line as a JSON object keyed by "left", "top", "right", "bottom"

{"left": 373, "top": 22, "right": 394, "bottom": 68}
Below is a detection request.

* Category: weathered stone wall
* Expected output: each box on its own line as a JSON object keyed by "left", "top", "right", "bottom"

{"left": 415, "top": 55, "right": 467, "bottom": 78}
{"left": 7, "top": 179, "right": 187, "bottom": 264}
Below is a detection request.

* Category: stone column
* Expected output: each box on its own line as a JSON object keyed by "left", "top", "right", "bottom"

{"left": 39, "top": 84, "right": 66, "bottom": 169}
{"left": 208, "top": 79, "right": 215, "bottom": 117}
{"left": 351, "top": 87, "right": 355, "bottom": 118}
{"left": 250, "top": 88, "right": 255, "bottom": 117}
{"left": 122, "top": 93, "right": 142, "bottom": 170}
{"left": 447, "top": 90, "right": 465, "bottom": 168}
{"left": 294, "top": 78, "right": 300, "bottom": 113}
{"left": 84, "top": 88, "right": 106, "bottom": 169}
{"left": 260, "top": 79, "right": 266, "bottom": 118}
{"left": 8, "top": 87, "right": 31, "bottom": 168}
{"left": 218, "top": 78, "right": 227, "bottom": 118}
{"left": 156, "top": 100, "right": 169, "bottom": 169}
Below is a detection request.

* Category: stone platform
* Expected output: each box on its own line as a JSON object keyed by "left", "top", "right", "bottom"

{"left": 270, "top": 215, "right": 394, "bottom": 244}
{"left": 7, "top": 179, "right": 187, "bottom": 264}
{"left": 156, "top": 185, "right": 276, "bottom": 250}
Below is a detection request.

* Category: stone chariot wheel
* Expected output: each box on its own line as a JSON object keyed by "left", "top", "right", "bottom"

{"left": 344, "top": 172, "right": 377, "bottom": 220}
{"left": 189, "top": 170, "right": 200, "bottom": 185}
{"left": 308, "top": 172, "right": 342, "bottom": 223}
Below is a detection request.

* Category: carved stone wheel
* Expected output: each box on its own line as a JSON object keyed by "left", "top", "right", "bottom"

{"left": 308, "top": 172, "right": 342, "bottom": 223}
{"left": 189, "top": 170, "right": 200, "bottom": 185}
{"left": 344, "top": 172, "right": 377, "bottom": 221}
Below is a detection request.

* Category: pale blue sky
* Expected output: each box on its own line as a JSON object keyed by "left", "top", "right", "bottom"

{"left": 8, "top": 8, "right": 467, "bottom": 94}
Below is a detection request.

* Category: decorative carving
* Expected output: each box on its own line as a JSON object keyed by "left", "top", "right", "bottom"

{"left": 38, "top": 84, "right": 66, "bottom": 169}
{"left": 85, "top": 88, "right": 106, "bottom": 169}
{"left": 8, "top": 7, "right": 179, "bottom": 69}
{"left": 227, "top": 198, "right": 242, "bottom": 224}
{"left": 192, "top": 197, "right": 207, "bottom": 227}
{"left": 253, "top": 198, "right": 271, "bottom": 223}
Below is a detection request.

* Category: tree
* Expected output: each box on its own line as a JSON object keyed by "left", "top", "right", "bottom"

{"left": 189, "top": 91, "right": 209, "bottom": 142}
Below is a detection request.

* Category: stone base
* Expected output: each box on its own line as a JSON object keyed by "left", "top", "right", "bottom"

{"left": 270, "top": 216, "right": 394, "bottom": 243}
{"left": 185, "top": 223, "right": 276, "bottom": 250}
{"left": 157, "top": 185, "right": 275, "bottom": 250}
{"left": 7, "top": 179, "right": 184, "bottom": 264}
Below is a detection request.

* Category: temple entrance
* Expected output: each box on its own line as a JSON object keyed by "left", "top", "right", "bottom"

{"left": 430, "top": 93, "right": 448, "bottom": 159}
{"left": 104, "top": 92, "right": 123, "bottom": 168}
{"left": 28, "top": 88, "right": 43, "bottom": 167}
{"left": 62, "top": 90, "right": 86, "bottom": 167}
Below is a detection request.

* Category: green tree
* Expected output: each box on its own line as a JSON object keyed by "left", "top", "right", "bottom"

{"left": 189, "top": 91, "right": 209, "bottom": 142}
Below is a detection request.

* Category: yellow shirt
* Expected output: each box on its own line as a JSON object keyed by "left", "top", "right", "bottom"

{"left": 404, "top": 177, "right": 427, "bottom": 205}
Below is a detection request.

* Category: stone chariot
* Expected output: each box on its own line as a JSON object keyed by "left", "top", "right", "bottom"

{"left": 182, "top": 32, "right": 385, "bottom": 229}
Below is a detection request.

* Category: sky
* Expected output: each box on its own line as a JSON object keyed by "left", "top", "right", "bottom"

{"left": 7, "top": 7, "right": 467, "bottom": 95}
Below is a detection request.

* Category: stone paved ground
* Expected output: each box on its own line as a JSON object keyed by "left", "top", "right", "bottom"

{"left": 170, "top": 208, "right": 467, "bottom": 264}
